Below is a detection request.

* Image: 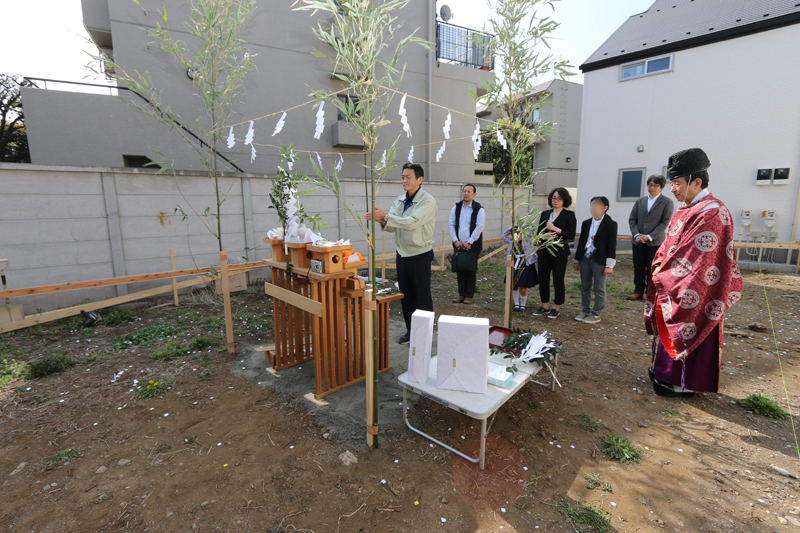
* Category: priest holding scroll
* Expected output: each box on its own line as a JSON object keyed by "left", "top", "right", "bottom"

{"left": 646, "top": 148, "right": 743, "bottom": 397}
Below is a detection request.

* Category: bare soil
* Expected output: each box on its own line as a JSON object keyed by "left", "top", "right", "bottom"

{"left": 2, "top": 253, "right": 800, "bottom": 532}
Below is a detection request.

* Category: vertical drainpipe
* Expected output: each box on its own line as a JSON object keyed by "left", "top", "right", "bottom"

{"left": 427, "top": 0, "right": 433, "bottom": 180}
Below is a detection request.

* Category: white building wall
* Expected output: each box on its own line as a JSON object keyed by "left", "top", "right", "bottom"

{"left": 576, "top": 23, "right": 800, "bottom": 243}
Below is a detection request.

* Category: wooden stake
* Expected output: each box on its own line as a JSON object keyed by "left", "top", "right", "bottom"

{"left": 381, "top": 234, "right": 386, "bottom": 283}
{"left": 364, "top": 288, "right": 376, "bottom": 447}
{"left": 220, "top": 252, "right": 235, "bottom": 354}
{"left": 169, "top": 248, "right": 179, "bottom": 306}
{"left": 441, "top": 230, "right": 447, "bottom": 268}
{"left": 503, "top": 255, "right": 513, "bottom": 328}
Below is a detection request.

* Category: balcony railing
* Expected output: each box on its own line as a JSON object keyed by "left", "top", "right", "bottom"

{"left": 436, "top": 21, "right": 494, "bottom": 70}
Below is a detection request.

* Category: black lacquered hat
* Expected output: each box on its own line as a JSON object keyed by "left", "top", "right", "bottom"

{"left": 667, "top": 148, "right": 711, "bottom": 180}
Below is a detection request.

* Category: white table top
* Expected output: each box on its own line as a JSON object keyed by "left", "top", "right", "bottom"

{"left": 398, "top": 353, "right": 544, "bottom": 420}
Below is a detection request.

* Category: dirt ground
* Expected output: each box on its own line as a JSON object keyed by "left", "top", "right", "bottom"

{"left": 2, "top": 251, "right": 800, "bottom": 533}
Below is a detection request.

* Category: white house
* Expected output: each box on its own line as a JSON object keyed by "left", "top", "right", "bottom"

{"left": 575, "top": 0, "right": 800, "bottom": 265}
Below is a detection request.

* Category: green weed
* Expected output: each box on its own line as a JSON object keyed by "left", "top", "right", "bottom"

{"left": 602, "top": 435, "right": 641, "bottom": 464}
{"left": 737, "top": 394, "right": 789, "bottom": 419}
{"left": 46, "top": 448, "right": 81, "bottom": 466}
{"left": 559, "top": 500, "right": 612, "bottom": 533}
{"left": 133, "top": 379, "right": 172, "bottom": 399}
{"left": 111, "top": 325, "right": 178, "bottom": 350}
{"left": 26, "top": 354, "right": 76, "bottom": 379}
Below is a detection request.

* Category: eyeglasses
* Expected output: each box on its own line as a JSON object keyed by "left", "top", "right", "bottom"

{"left": 551, "top": 196, "right": 562, "bottom": 201}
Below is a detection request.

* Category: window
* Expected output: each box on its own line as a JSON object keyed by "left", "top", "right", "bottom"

{"left": 122, "top": 155, "right": 159, "bottom": 169}
{"left": 337, "top": 95, "right": 360, "bottom": 122}
{"left": 617, "top": 168, "right": 646, "bottom": 201}
{"left": 527, "top": 109, "right": 540, "bottom": 127}
{"left": 620, "top": 54, "right": 673, "bottom": 81}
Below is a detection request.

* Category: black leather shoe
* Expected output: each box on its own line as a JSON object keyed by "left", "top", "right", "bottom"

{"left": 648, "top": 367, "right": 695, "bottom": 398}
{"left": 398, "top": 331, "right": 410, "bottom": 345}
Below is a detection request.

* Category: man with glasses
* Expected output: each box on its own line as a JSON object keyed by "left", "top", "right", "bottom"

{"left": 366, "top": 163, "right": 437, "bottom": 344}
{"left": 627, "top": 175, "right": 673, "bottom": 300}
{"left": 449, "top": 184, "right": 485, "bottom": 305}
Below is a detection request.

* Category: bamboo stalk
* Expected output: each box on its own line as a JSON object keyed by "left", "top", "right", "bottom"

{"left": 364, "top": 288, "right": 375, "bottom": 447}
{"left": 503, "top": 256, "right": 513, "bottom": 328}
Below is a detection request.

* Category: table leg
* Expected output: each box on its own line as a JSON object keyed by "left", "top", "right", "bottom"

{"left": 402, "top": 387, "right": 486, "bottom": 469}
{"left": 479, "top": 418, "right": 487, "bottom": 470}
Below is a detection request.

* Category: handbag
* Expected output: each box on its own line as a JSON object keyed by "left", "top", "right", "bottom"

{"left": 451, "top": 250, "right": 477, "bottom": 273}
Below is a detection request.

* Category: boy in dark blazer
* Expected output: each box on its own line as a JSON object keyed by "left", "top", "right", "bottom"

{"left": 573, "top": 196, "right": 617, "bottom": 323}
{"left": 627, "top": 175, "right": 674, "bottom": 300}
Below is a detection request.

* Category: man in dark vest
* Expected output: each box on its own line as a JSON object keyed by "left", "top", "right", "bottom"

{"left": 449, "top": 184, "right": 485, "bottom": 304}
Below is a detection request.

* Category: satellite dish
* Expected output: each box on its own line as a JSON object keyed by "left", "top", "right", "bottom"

{"left": 440, "top": 4, "right": 453, "bottom": 21}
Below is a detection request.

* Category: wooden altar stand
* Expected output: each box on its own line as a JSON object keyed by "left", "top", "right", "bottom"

{"left": 263, "top": 258, "right": 402, "bottom": 400}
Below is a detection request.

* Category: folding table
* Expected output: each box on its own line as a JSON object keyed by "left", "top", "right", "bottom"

{"left": 398, "top": 353, "right": 556, "bottom": 469}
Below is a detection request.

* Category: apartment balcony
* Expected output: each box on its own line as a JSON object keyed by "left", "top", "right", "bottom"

{"left": 436, "top": 21, "right": 494, "bottom": 70}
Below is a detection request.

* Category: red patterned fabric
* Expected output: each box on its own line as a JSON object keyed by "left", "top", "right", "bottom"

{"left": 644, "top": 193, "right": 743, "bottom": 360}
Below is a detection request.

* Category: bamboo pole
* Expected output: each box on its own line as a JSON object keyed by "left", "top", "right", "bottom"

{"left": 220, "top": 252, "right": 235, "bottom": 354}
{"left": 169, "top": 248, "right": 179, "bottom": 306}
{"left": 503, "top": 255, "right": 513, "bottom": 328}
{"left": 364, "top": 288, "right": 376, "bottom": 447}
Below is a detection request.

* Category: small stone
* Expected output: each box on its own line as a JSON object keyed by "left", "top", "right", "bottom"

{"left": 441, "top": 497, "right": 448, "bottom": 504}
{"left": 166, "top": 511, "right": 173, "bottom": 517}
{"left": 323, "top": 433, "right": 330, "bottom": 440}
{"left": 787, "top": 516, "right": 800, "bottom": 527}
{"left": 623, "top": 427, "right": 631, "bottom": 433}
{"left": 339, "top": 450, "right": 358, "bottom": 467}
{"left": 779, "top": 517, "right": 789, "bottom": 525}
{"left": 117, "top": 459, "right": 131, "bottom": 467}
{"left": 50, "top": 483, "right": 57, "bottom": 487}
{"left": 201, "top": 501, "right": 210, "bottom": 508}
{"left": 772, "top": 465, "right": 797, "bottom": 479}
{"left": 95, "top": 466, "right": 108, "bottom": 474}
{"left": 748, "top": 322, "right": 767, "bottom": 332}
{"left": 9, "top": 462, "right": 27, "bottom": 476}
{"left": 43, "top": 484, "right": 51, "bottom": 491}
{"left": 789, "top": 507, "right": 800, "bottom": 515}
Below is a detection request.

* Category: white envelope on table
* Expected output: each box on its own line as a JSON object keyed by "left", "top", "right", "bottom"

{"left": 436, "top": 315, "right": 489, "bottom": 394}
{"left": 407, "top": 310, "right": 435, "bottom": 383}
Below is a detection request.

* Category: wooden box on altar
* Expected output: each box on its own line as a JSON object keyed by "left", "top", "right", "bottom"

{"left": 306, "top": 243, "right": 352, "bottom": 273}
{"left": 285, "top": 242, "right": 313, "bottom": 269}
{"left": 263, "top": 237, "right": 286, "bottom": 262}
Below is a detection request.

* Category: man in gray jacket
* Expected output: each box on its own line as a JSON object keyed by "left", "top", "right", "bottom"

{"left": 627, "top": 175, "right": 673, "bottom": 300}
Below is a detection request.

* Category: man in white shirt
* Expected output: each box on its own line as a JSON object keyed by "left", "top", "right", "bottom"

{"left": 448, "top": 184, "right": 486, "bottom": 304}
{"left": 627, "top": 175, "right": 673, "bottom": 300}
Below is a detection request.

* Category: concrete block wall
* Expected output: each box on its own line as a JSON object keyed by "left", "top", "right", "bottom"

{"left": 0, "top": 163, "right": 545, "bottom": 313}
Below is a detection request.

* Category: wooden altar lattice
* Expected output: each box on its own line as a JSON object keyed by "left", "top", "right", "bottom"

{"left": 265, "top": 259, "right": 401, "bottom": 399}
